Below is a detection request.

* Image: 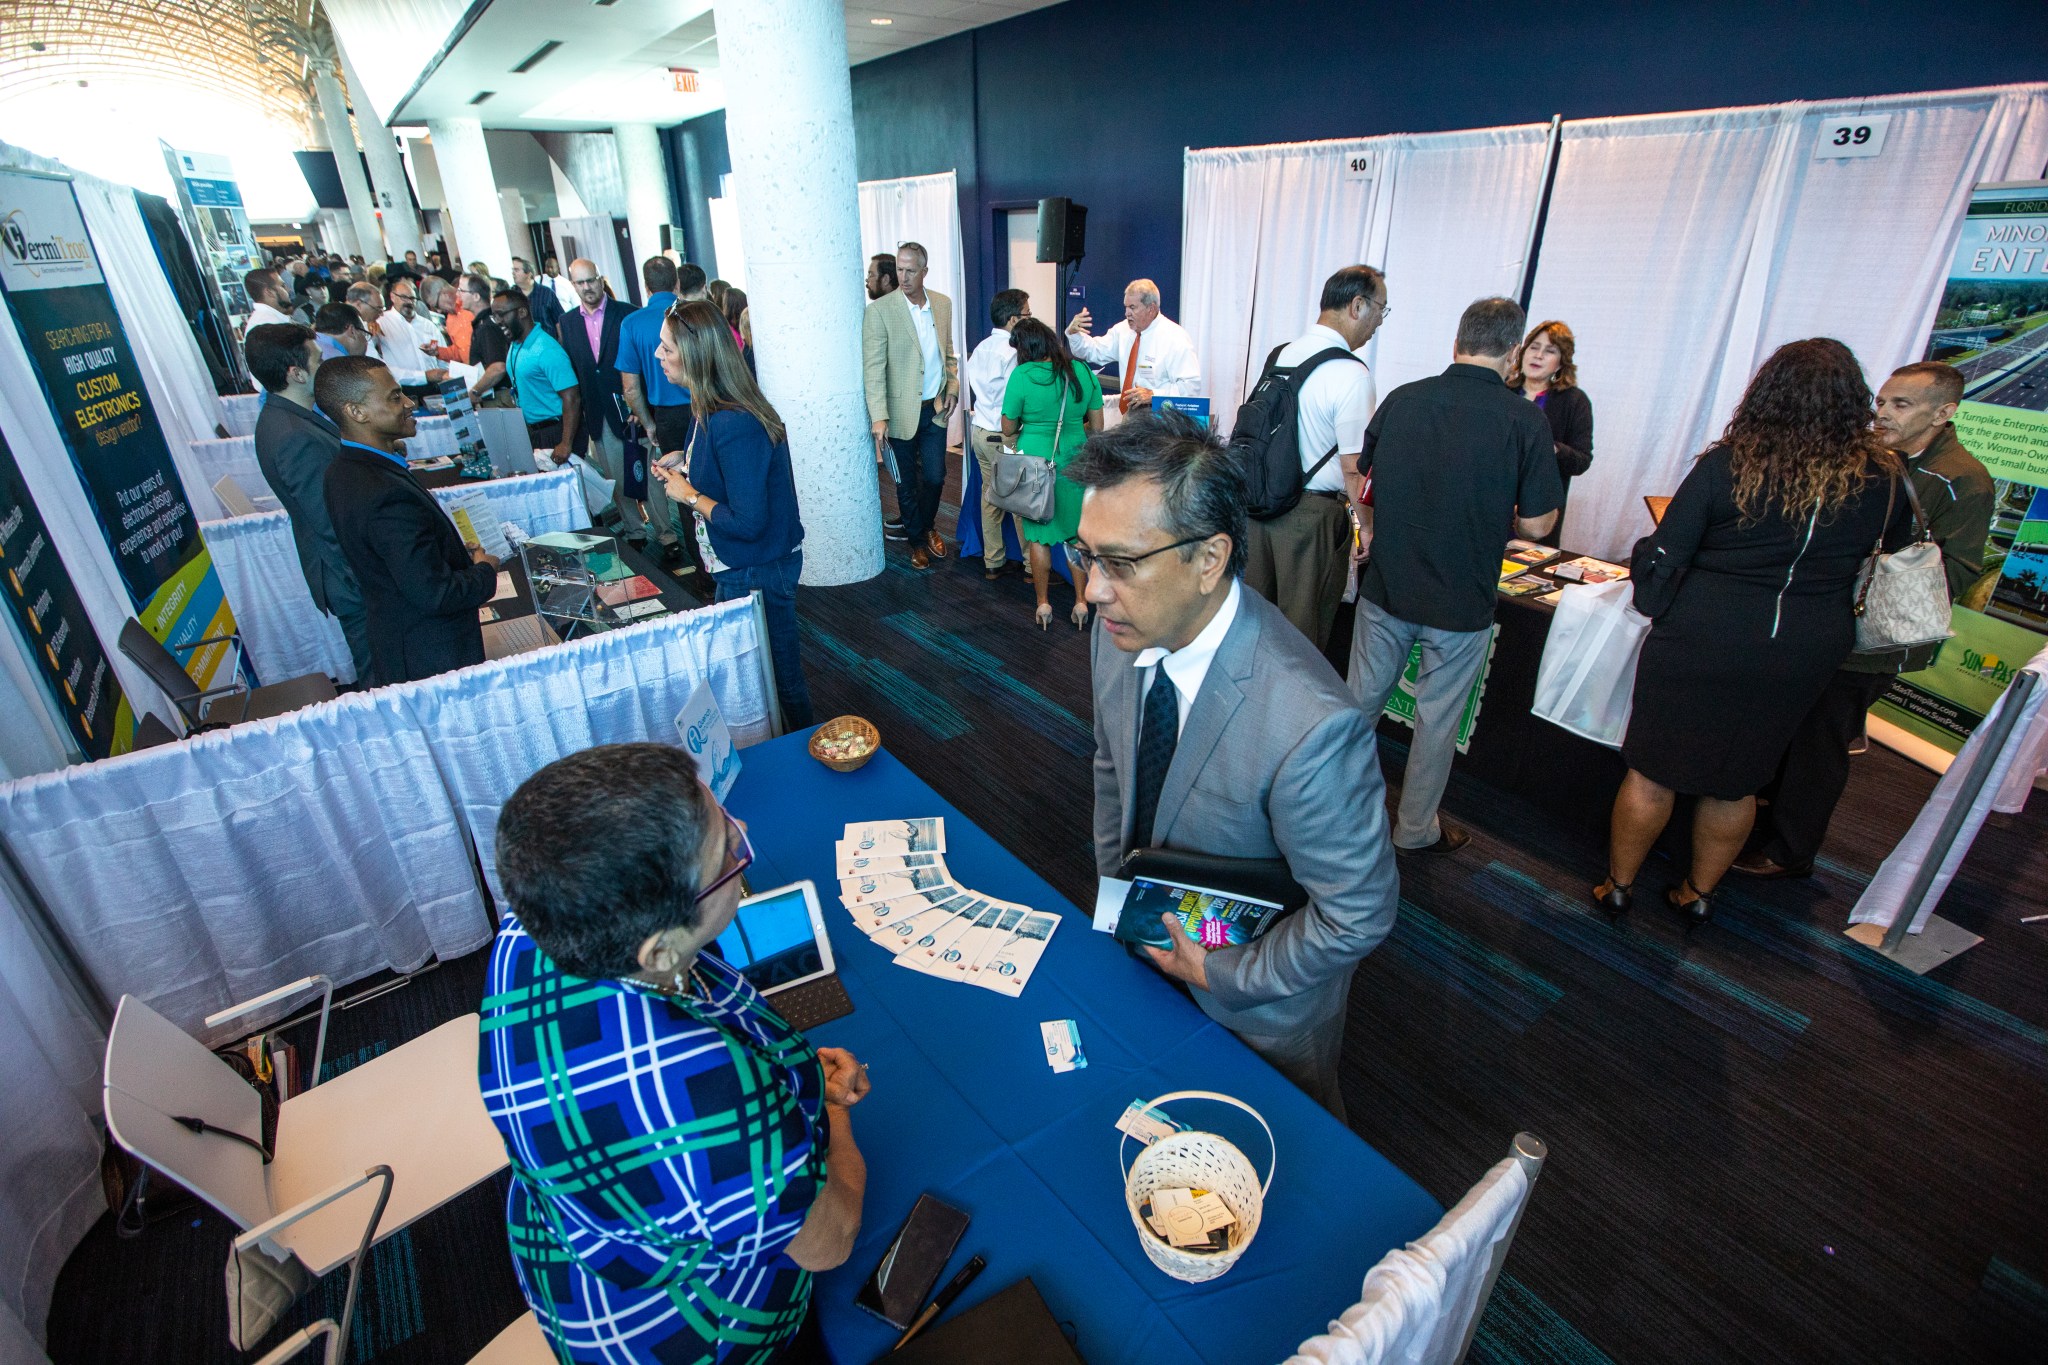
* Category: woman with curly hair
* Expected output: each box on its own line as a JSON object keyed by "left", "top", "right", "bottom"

{"left": 1596, "top": 339, "right": 1913, "bottom": 923}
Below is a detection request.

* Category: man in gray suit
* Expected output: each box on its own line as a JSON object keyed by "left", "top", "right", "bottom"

{"left": 245, "top": 324, "right": 370, "bottom": 681}
{"left": 1072, "top": 411, "right": 1399, "bottom": 1119}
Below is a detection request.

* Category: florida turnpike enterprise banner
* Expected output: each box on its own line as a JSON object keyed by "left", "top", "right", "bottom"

{"left": 0, "top": 167, "right": 237, "bottom": 755}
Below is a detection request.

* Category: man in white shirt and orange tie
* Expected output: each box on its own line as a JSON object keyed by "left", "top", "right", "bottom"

{"left": 1065, "top": 278, "right": 1202, "bottom": 414}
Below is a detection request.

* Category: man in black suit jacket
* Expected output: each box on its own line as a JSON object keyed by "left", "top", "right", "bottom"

{"left": 246, "top": 324, "right": 371, "bottom": 681}
{"left": 558, "top": 258, "right": 645, "bottom": 542}
{"left": 315, "top": 356, "right": 501, "bottom": 685}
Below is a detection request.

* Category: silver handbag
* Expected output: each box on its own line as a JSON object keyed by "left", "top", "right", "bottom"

{"left": 986, "top": 388, "right": 1066, "bottom": 523}
{"left": 1854, "top": 473, "right": 1952, "bottom": 651}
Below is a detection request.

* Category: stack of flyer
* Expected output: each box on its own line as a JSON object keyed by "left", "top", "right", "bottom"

{"left": 836, "top": 818, "right": 1058, "bottom": 997}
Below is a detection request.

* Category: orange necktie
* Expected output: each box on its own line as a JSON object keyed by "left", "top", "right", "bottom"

{"left": 1121, "top": 334, "right": 1144, "bottom": 413}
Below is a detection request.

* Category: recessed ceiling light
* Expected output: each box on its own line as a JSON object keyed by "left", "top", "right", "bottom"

{"left": 870, "top": 16, "right": 893, "bottom": 24}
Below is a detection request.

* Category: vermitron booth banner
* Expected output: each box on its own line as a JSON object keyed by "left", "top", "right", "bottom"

{"left": 0, "top": 425, "right": 136, "bottom": 758}
{"left": 0, "top": 166, "right": 236, "bottom": 688}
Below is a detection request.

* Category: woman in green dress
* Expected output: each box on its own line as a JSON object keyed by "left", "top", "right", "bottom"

{"left": 1001, "top": 318, "right": 1104, "bottom": 628}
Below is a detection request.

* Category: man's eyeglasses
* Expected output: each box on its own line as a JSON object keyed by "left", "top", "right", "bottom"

{"left": 1065, "top": 536, "right": 1207, "bottom": 582}
{"left": 694, "top": 812, "right": 754, "bottom": 906}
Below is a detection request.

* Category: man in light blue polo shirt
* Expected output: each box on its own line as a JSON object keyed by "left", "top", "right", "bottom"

{"left": 492, "top": 288, "right": 579, "bottom": 467}
{"left": 617, "top": 256, "right": 703, "bottom": 564}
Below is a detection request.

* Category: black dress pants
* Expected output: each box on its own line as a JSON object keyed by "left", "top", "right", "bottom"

{"left": 1754, "top": 668, "right": 1895, "bottom": 872}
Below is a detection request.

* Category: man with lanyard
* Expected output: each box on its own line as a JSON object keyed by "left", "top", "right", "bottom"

{"left": 618, "top": 256, "right": 700, "bottom": 567}
{"left": 316, "top": 355, "right": 500, "bottom": 685}
{"left": 495, "top": 288, "right": 581, "bottom": 467}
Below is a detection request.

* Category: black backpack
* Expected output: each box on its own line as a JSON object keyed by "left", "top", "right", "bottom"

{"left": 1230, "top": 343, "right": 1364, "bottom": 521}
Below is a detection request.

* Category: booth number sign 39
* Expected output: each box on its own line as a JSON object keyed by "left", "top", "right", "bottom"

{"left": 1815, "top": 114, "right": 1891, "bottom": 160}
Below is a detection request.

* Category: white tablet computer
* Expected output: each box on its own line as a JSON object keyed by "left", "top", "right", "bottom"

{"left": 714, "top": 880, "right": 854, "bottom": 1030}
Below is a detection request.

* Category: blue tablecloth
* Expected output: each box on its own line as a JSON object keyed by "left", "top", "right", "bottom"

{"left": 725, "top": 731, "right": 1442, "bottom": 1364}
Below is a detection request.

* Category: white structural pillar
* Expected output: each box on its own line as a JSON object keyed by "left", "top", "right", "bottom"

{"left": 613, "top": 123, "right": 674, "bottom": 274}
{"left": 312, "top": 68, "right": 385, "bottom": 260}
{"left": 338, "top": 44, "right": 422, "bottom": 260}
{"left": 425, "top": 119, "right": 515, "bottom": 279}
{"left": 712, "top": 0, "right": 881, "bottom": 584}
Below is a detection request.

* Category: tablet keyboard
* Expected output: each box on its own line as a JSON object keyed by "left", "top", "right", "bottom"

{"left": 767, "top": 975, "right": 855, "bottom": 1032}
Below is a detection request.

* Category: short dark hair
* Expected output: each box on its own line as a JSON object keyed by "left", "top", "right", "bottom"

{"left": 1455, "top": 297, "right": 1526, "bottom": 359}
{"left": 643, "top": 255, "right": 679, "bottom": 295}
{"left": 511, "top": 256, "right": 530, "bottom": 271}
{"left": 870, "top": 253, "right": 897, "bottom": 287}
{"left": 382, "top": 275, "right": 417, "bottom": 305}
{"left": 1891, "top": 360, "right": 1965, "bottom": 408}
{"left": 313, "top": 302, "right": 360, "bottom": 336}
{"left": 1320, "top": 265, "right": 1385, "bottom": 315}
{"left": 496, "top": 744, "right": 719, "bottom": 978}
{"left": 1066, "top": 410, "right": 1248, "bottom": 578}
{"left": 244, "top": 323, "right": 316, "bottom": 393}
{"left": 991, "top": 289, "right": 1029, "bottom": 329}
{"left": 676, "top": 262, "right": 707, "bottom": 297}
{"left": 312, "top": 354, "right": 387, "bottom": 422}
{"left": 242, "top": 268, "right": 281, "bottom": 302}
{"left": 493, "top": 286, "right": 529, "bottom": 317}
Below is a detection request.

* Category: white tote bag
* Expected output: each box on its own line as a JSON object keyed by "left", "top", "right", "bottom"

{"left": 1532, "top": 579, "right": 1653, "bottom": 749}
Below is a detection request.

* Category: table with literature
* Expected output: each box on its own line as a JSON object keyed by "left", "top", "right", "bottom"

{"left": 724, "top": 733, "right": 1445, "bottom": 1363}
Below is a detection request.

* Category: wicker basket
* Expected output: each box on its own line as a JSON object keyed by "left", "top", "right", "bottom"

{"left": 809, "top": 716, "right": 880, "bottom": 772}
{"left": 1119, "top": 1090, "right": 1276, "bottom": 1283}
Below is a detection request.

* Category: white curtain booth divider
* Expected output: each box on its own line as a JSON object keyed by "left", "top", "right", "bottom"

{"left": 858, "top": 171, "right": 969, "bottom": 446}
{"left": 1182, "top": 126, "right": 1553, "bottom": 437}
{"left": 200, "top": 464, "right": 586, "bottom": 685}
{"left": 1530, "top": 83, "right": 2048, "bottom": 559}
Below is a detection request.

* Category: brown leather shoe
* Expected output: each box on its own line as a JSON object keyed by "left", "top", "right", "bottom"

{"left": 926, "top": 530, "right": 948, "bottom": 559}
{"left": 1729, "top": 852, "right": 1811, "bottom": 879}
{"left": 910, "top": 545, "right": 931, "bottom": 570}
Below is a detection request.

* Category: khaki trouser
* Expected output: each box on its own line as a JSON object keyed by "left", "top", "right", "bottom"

{"left": 1243, "top": 492, "right": 1351, "bottom": 652}
{"left": 969, "top": 425, "right": 1010, "bottom": 569}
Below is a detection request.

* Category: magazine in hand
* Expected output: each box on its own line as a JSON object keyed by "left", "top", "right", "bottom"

{"left": 1112, "top": 877, "right": 1285, "bottom": 951}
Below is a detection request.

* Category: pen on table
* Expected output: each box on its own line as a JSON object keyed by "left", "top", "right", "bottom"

{"left": 887, "top": 1253, "right": 985, "bottom": 1354}
{"left": 2023, "top": 913, "right": 2048, "bottom": 924}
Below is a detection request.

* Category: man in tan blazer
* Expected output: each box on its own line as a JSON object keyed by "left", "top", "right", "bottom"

{"left": 862, "top": 241, "right": 958, "bottom": 569}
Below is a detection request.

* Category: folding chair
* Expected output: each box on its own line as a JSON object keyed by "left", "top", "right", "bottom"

{"left": 116, "top": 618, "right": 335, "bottom": 731}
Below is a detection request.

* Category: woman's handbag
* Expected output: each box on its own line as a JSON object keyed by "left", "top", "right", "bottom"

{"left": 987, "top": 386, "right": 1066, "bottom": 523}
{"left": 1854, "top": 474, "right": 1952, "bottom": 651}
{"left": 1532, "top": 579, "right": 1653, "bottom": 749}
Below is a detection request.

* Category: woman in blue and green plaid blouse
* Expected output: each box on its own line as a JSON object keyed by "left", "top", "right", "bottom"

{"left": 479, "top": 743, "right": 870, "bottom": 1363}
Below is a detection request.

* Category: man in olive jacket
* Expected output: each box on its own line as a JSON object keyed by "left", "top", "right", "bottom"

{"left": 1739, "top": 362, "right": 1995, "bottom": 878}
{"left": 861, "top": 241, "right": 957, "bottom": 569}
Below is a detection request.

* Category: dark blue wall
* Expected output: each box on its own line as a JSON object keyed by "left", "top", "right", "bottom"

{"left": 668, "top": 0, "right": 2048, "bottom": 336}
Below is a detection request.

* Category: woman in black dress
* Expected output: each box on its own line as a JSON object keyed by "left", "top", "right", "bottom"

{"left": 1598, "top": 339, "right": 1912, "bottom": 923}
{"left": 1509, "top": 321, "right": 1593, "bottom": 544}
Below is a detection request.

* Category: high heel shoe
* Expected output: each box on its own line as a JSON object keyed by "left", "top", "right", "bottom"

{"left": 1071, "top": 602, "right": 1090, "bottom": 630}
{"left": 1592, "top": 873, "right": 1633, "bottom": 915}
{"left": 1034, "top": 603, "right": 1053, "bottom": 631}
{"left": 1668, "top": 877, "right": 1714, "bottom": 924}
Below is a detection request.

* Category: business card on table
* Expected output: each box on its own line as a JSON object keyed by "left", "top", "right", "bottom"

{"left": 836, "top": 817, "right": 946, "bottom": 862}
{"left": 1114, "top": 1098, "right": 1187, "bottom": 1146}
{"left": 1041, "top": 1019, "right": 1086, "bottom": 1073}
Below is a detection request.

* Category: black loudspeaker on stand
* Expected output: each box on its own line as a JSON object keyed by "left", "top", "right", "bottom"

{"left": 1036, "top": 197, "right": 1086, "bottom": 329}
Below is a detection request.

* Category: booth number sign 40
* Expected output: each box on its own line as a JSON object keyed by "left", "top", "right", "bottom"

{"left": 1815, "top": 114, "right": 1890, "bottom": 160}
{"left": 1342, "top": 151, "right": 1376, "bottom": 182}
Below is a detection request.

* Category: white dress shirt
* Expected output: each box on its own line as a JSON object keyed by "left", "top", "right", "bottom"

{"left": 963, "top": 329, "right": 1019, "bottom": 433}
{"left": 907, "top": 295, "right": 945, "bottom": 401}
{"left": 408, "top": 309, "right": 446, "bottom": 351}
{"left": 375, "top": 309, "right": 427, "bottom": 368}
{"left": 545, "top": 273, "right": 577, "bottom": 311}
{"left": 245, "top": 301, "right": 293, "bottom": 329}
{"left": 1274, "top": 323, "right": 1374, "bottom": 494}
{"left": 1069, "top": 314, "right": 1202, "bottom": 399}
{"left": 1133, "top": 579, "right": 1241, "bottom": 737}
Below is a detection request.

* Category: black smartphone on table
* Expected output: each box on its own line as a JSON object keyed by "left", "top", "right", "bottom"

{"left": 853, "top": 1193, "right": 970, "bottom": 1329}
